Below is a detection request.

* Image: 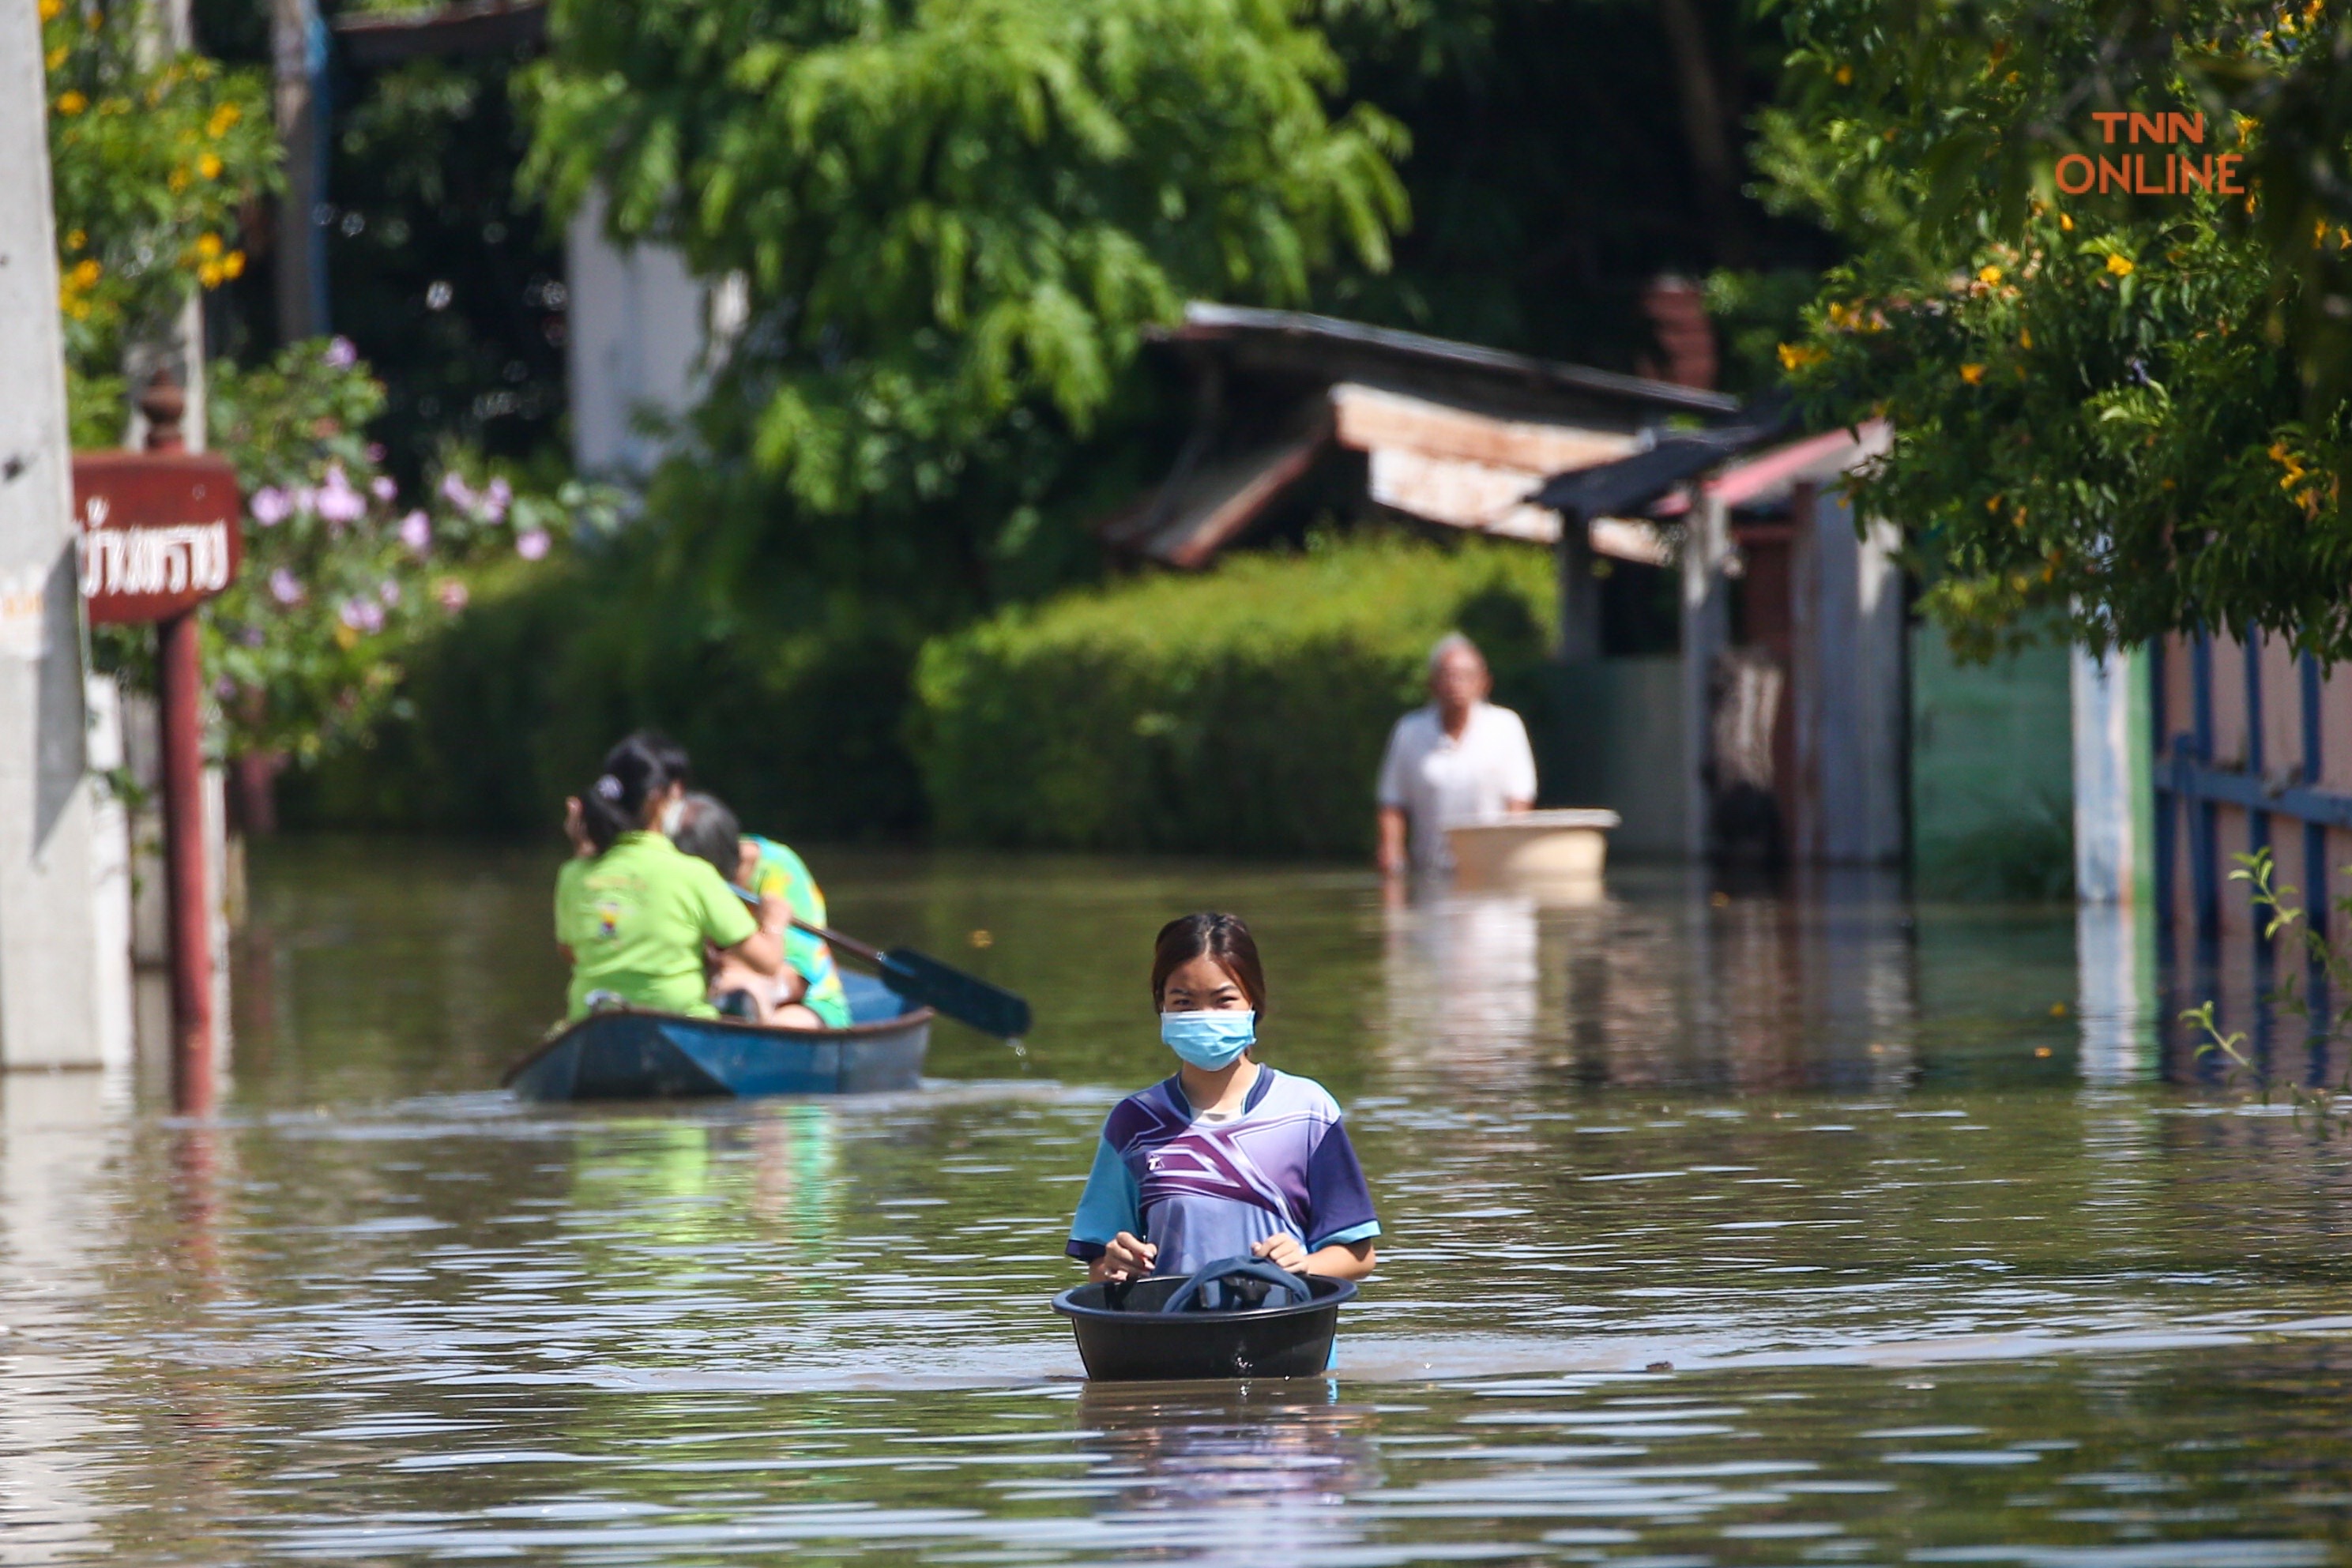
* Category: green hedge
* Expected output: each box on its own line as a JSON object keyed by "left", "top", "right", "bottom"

{"left": 282, "top": 559, "right": 928, "bottom": 841}
{"left": 910, "top": 537, "right": 1557, "bottom": 857}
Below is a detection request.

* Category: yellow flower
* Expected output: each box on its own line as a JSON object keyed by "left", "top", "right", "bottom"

{"left": 333, "top": 624, "right": 360, "bottom": 651}
{"left": 196, "top": 261, "right": 223, "bottom": 289}
{"left": 55, "top": 90, "right": 85, "bottom": 115}
{"left": 195, "top": 232, "right": 222, "bottom": 258}
{"left": 1978, "top": 265, "right": 2003, "bottom": 284}
{"left": 197, "top": 152, "right": 222, "bottom": 179}
{"left": 205, "top": 101, "right": 241, "bottom": 137}
{"left": 69, "top": 258, "right": 100, "bottom": 290}
{"left": 222, "top": 250, "right": 245, "bottom": 280}
{"left": 2106, "top": 253, "right": 2135, "bottom": 276}
{"left": 1959, "top": 363, "right": 1987, "bottom": 385}
{"left": 64, "top": 228, "right": 84, "bottom": 251}
{"left": 2019, "top": 328, "right": 2033, "bottom": 348}
{"left": 46, "top": 45, "right": 68, "bottom": 70}
{"left": 167, "top": 166, "right": 189, "bottom": 193}
{"left": 39, "top": 0, "right": 62, "bottom": 19}
{"left": 2059, "top": 212, "right": 2074, "bottom": 231}
{"left": 1835, "top": 62, "right": 1854, "bottom": 85}
{"left": 1777, "top": 342, "right": 1827, "bottom": 371}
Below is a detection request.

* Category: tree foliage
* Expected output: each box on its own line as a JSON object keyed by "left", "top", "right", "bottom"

{"left": 517, "top": 0, "right": 1408, "bottom": 521}
{"left": 1759, "top": 0, "right": 2352, "bottom": 657}
{"left": 42, "top": 0, "right": 275, "bottom": 413}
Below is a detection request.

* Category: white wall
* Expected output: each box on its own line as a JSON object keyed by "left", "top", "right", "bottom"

{"left": 564, "top": 189, "right": 711, "bottom": 478}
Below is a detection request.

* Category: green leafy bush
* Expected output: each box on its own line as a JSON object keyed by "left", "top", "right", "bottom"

{"left": 910, "top": 536, "right": 1556, "bottom": 857}
{"left": 185, "top": 339, "right": 625, "bottom": 765}
{"left": 283, "top": 551, "right": 930, "bottom": 842}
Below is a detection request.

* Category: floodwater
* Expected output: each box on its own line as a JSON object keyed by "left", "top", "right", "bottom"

{"left": 6, "top": 838, "right": 2352, "bottom": 1566}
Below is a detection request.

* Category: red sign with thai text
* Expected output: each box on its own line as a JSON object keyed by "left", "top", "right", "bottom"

{"left": 71, "top": 452, "right": 243, "bottom": 626}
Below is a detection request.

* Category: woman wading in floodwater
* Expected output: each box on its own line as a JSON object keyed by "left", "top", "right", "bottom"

{"left": 1066, "top": 912, "right": 1381, "bottom": 1284}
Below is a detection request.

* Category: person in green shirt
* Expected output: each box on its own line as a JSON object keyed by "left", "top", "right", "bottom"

{"left": 553, "top": 735, "right": 786, "bottom": 1021}
{"left": 673, "top": 792, "right": 854, "bottom": 1029}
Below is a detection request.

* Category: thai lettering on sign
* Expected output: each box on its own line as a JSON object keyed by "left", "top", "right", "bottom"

{"left": 77, "top": 505, "right": 236, "bottom": 600}
{"left": 70, "top": 452, "right": 243, "bottom": 626}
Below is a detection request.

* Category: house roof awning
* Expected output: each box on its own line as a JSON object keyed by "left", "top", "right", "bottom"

{"left": 1528, "top": 400, "right": 1799, "bottom": 522}
{"left": 332, "top": 0, "right": 547, "bottom": 66}
{"left": 1645, "top": 421, "right": 1892, "bottom": 517}
{"left": 1162, "top": 304, "right": 1740, "bottom": 425}
{"left": 1110, "top": 304, "right": 1754, "bottom": 568}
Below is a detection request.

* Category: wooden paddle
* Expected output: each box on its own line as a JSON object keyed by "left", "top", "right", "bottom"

{"left": 727, "top": 886, "right": 1033, "bottom": 1039}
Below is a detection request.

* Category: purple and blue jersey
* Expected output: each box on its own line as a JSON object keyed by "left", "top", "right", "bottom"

{"left": 1066, "top": 1067, "right": 1381, "bottom": 1277}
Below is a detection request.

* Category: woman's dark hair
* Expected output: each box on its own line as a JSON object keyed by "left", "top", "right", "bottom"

{"left": 578, "top": 733, "right": 683, "bottom": 855}
{"left": 1150, "top": 912, "right": 1268, "bottom": 1015}
{"left": 672, "top": 792, "right": 743, "bottom": 882}
{"left": 629, "top": 728, "right": 691, "bottom": 784}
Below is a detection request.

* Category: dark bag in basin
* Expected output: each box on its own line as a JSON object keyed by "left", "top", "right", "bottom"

{"left": 1052, "top": 1255, "right": 1357, "bottom": 1382}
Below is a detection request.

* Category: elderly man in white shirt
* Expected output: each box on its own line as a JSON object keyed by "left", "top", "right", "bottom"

{"left": 1376, "top": 634, "right": 1538, "bottom": 878}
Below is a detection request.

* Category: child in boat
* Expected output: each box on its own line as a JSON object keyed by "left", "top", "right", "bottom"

{"left": 1067, "top": 912, "right": 1380, "bottom": 1284}
{"left": 552, "top": 735, "right": 787, "bottom": 1021}
{"left": 672, "top": 792, "right": 854, "bottom": 1030}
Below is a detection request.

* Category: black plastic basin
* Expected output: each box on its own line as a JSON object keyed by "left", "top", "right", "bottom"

{"left": 1052, "top": 1268, "right": 1357, "bottom": 1382}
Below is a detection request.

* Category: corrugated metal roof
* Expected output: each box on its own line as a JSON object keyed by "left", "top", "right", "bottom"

{"left": 1165, "top": 304, "right": 1741, "bottom": 419}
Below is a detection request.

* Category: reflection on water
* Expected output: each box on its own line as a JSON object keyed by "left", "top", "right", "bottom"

{"left": 3, "top": 839, "right": 2349, "bottom": 1566}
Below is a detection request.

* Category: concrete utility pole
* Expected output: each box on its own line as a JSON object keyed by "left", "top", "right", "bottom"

{"left": 0, "top": 8, "right": 110, "bottom": 1070}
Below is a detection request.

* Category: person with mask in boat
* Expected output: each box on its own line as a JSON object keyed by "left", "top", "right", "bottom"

{"left": 670, "top": 791, "right": 854, "bottom": 1031}
{"left": 1066, "top": 912, "right": 1380, "bottom": 1284}
{"left": 552, "top": 734, "right": 788, "bottom": 1021}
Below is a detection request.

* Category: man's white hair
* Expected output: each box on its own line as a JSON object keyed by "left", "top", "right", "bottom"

{"left": 1428, "top": 631, "right": 1485, "bottom": 675}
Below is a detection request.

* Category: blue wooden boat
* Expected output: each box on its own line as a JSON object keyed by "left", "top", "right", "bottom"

{"left": 504, "top": 973, "right": 933, "bottom": 1102}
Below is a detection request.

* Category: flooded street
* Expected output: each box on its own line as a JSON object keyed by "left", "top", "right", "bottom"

{"left": 6, "top": 840, "right": 2352, "bottom": 1565}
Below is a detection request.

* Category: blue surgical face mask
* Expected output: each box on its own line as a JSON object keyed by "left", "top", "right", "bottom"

{"left": 1161, "top": 1010, "right": 1256, "bottom": 1070}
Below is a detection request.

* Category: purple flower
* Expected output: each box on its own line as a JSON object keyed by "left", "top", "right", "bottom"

{"left": 214, "top": 675, "right": 238, "bottom": 701}
{"left": 268, "top": 568, "right": 303, "bottom": 605}
{"left": 291, "top": 485, "right": 318, "bottom": 517}
{"left": 338, "top": 597, "right": 385, "bottom": 635}
{"left": 435, "top": 579, "right": 470, "bottom": 612}
{"left": 323, "top": 336, "right": 359, "bottom": 370}
{"left": 250, "top": 487, "right": 292, "bottom": 527}
{"left": 378, "top": 579, "right": 401, "bottom": 607}
{"left": 515, "top": 528, "right": 551, "bottom": 561}
{"left": 397, "top": 510, "right": 431, "bottom": 553}
{"left": 483, "top": 477, "right": 513, "bottom": 522}
{"left": 366, "top": 442, "right": 387, "bottom": 463}
{"left": 315, "top": 464, "right": 366, "bottom": 525}
{"left": 439, "top": 472, "right": 477, "bottom": 513}
{"left": 370, "top": 476, "right": 397, "bottom": 503}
